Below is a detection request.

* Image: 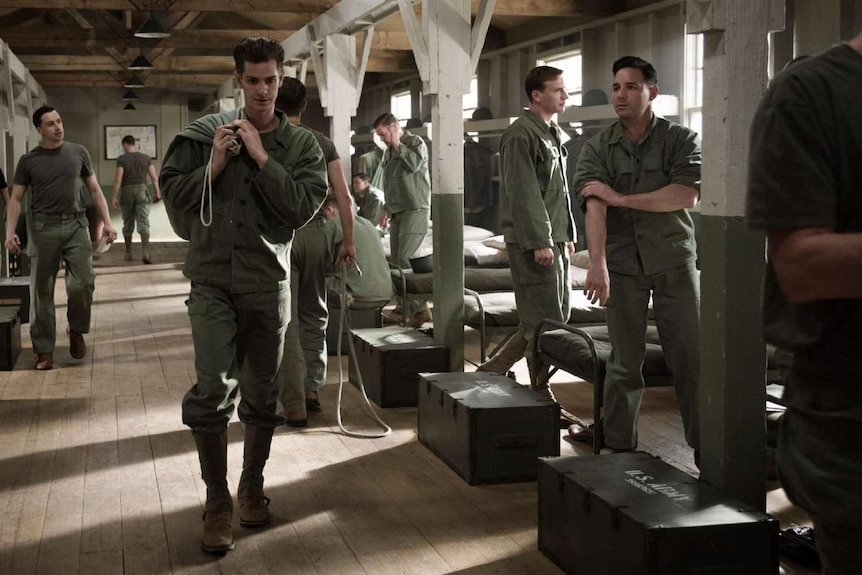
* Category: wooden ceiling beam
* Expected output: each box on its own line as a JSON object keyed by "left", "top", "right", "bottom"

{"left": 0, "top": 1, "right": 334, "bottom": 11}
{"left": 0, "top": 0, "right": 618, "bottom": 16}
{"left": 1, "top": 28, "right": 414, "bottom": 51}
{"left": 20, "top": 54, "right": 413, "bottom": 73}
{"left": 31, "top": 71, "right": 320, "bottom": 89}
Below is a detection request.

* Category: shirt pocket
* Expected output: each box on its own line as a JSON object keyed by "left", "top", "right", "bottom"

{"left": 641, "top": 152, "right": 670, "bottom": 192}
{"left": 536, "top": 144, "right": 560, "bottom": 189}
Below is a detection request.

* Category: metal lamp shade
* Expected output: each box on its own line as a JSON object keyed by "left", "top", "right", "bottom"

{"left": 129, "top": 54, "right": 154, "bottom": 70}
{"left": 134, "top": 18, "right": 170, "bottom": 39}
{"left": 124, "top": 75, "right": 146, "bottom": 88}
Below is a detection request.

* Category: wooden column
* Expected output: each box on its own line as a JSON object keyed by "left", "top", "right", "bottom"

{"left": 421, "top": 0, "right": 472, "bottom": 370}
{"left": 687, "top": 0, "right": 784, "bottom": 509}
{"left": 324, "top": 34, "right": 356, "bottom": 181}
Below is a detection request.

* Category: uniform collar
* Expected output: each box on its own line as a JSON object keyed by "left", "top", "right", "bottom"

{"left": 523, "top": 109, "right": 561, "bottom": 136}
{"left": 609, "top": 113, "right": 659, "bottom": 145}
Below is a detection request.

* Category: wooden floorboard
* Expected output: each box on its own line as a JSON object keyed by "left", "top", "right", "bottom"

{"left": 0, "top": 247, "right": 817, "bottom": 574}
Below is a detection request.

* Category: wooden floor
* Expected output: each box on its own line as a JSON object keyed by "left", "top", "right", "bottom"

{"left": 0, "top": 245, "right": 818, "bottom": 574}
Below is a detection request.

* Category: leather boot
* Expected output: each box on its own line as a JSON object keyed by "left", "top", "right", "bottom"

{"left": 124, "top": 234, "right": 133, "bottom": 261}
{"left": 141, "top": 233, "right": 152, "bottom": 264}
{"left": 527, "top": 356, "right": 552, "bottom": 394}
{"left": 238, "top": 424, "right": 274, "bottom": 528}
{"left": 193, "top": 432, "right": 234, "bottom": 554}
{"left": 477, "top": 331, "right": 527, "bottom": 375}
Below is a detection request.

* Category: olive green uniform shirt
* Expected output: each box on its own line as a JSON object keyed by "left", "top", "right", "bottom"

{"left": 573, "top": 115, "right": 700, "bottom": 275}
{"left": 499, "top": 110, "right": 575, "bottom": 249}
{"left": 354, "top": 185, "right": 384, "bottom": 224}
{"left": 325, "top": 215, "right": 393, "bottom": 304}
{"left": 160, "top": 111, "right": 328, "bottom": 293}
{"left": 379, "top": 131, "right": 430, "bottom": 214}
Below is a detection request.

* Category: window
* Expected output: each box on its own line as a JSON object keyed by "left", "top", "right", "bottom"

{"left": 684, "top": 31, "right": 704, "bottom": 137}
{"left": 538, "top": 50, "right": 583, "bottom": 105}
{"left": 462, "top": 77, "right": 479, "bottom": 120}
{"left": 391, "top": 90, "right": 412, "bottom": 125}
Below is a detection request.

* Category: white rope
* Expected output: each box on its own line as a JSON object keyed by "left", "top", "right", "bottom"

{"left": 334, "top": 261, "right": 392, "bottom": 439}
{"left": 201, "top": 108, "right": 244, "bottom": 228}
{"left": 199, "top": 146, "right": 214, "bottom": 227}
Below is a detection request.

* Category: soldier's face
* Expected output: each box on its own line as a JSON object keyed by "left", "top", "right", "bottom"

{"left": 235, "top": 60, "right": 283, "bottom": 116}
{"left": 533, "top": 75, "right": 568, "bottom": 116}
{"left": 612, "top": 68, "right": 657, "bottom": 120}
{"left": 353, "top": 176, "right": 369, "bottom": 194}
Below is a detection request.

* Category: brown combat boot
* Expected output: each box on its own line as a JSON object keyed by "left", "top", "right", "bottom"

{"left": 193, "top": 432, "right": 234, "bottom": 554}
{"left": 476, "top": 331, "right": 527, "bottom": 375}
{"left": 238, "top": 424, "right": 274, "bottom": 528}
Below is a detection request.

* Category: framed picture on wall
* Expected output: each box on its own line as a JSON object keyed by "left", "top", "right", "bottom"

{"left": 105, "top": 125, "right": 157, "bottom": 160}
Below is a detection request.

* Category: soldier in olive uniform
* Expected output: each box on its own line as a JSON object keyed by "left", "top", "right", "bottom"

{"left": 275, "top": 77, "right": 356, "bottom": 427}
{"left": 5, "top": 106, "right": 118, "bottom": 372}
{"left": 373, "top": 112, "right": 432, "bottom": 327}
{"left": 498, "top": 66, "right": 575, "bottom": 390}
{"left": 572, "top": 56, "right": 701, "bottom": 459}
{"left": 351, "top": 172, "right": 385, "bottom": 226}
{"left": 320, "top": 195, "right": 394, "bottom": 310}
{"left": 160, "top": 38, "right": 328, "bottom": 554}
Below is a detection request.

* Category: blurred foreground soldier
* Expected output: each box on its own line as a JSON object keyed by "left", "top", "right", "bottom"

{"left": 160, "top": 37, "right": 327, "bottom": 554}
{"left": 4, "top": 106, "right": 118, "bottom": 371}
{"left": 746, "top": 32, "right": 862, "bottom": 575}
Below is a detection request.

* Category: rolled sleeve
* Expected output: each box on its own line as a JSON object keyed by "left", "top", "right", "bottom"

{"left": 572, "top": 139, "right": 610, "bottom": 212}
{"left": 669, "top": 129, "right": 702, "bottom": 193}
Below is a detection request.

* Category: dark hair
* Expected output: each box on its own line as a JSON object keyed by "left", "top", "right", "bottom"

{"left": 233, "top": 37, "right": 284, "bottom": 74}
{"left": 612, "top": 56, "right": 658, "bottom": 86}
{"left": 524, "top": 66, "right": 563, "bottom": 102}
{"left": 33, "top": 105, "right": 57, "bottom": 128}
{"left": 352, "top": 172, "right": 370, "bottom": 182}
{"left": 373, "top": 113, "right": 398, "bottom": 129}
{"left": 122, "top": 135, "right": 136, "bottom": 146}
{"left": 277, "top": 77, "right": 306, "bottom": 116}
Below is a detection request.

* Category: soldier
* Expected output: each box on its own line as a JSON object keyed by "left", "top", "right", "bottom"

{"left": 160, "top": 37, "right": 328, "bottom": 554}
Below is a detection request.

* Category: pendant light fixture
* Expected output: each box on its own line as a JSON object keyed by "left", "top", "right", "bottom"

{"left": 123, "top": 89, "right": 139, "bottom": 100}
{"left": 124, "top": 75, "right": 146, "bottom": 88}
{"left": 124, "top": 102, "right": 137, "bottom": 111}
{"left": 129, "top": 51, "right": 155, "bottom": 70}
{"left": 134, "top": 1, "right": 170, "bottom": 39}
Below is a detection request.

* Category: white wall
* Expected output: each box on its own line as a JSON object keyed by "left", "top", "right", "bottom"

{"left": 38, "top": 87, "right": 191, "bottom": 241}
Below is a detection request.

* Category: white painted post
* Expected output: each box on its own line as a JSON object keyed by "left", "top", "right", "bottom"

{"left": 687, "top": 0, "right": 785, "bottom": 508}
{"left": 423, "top": 0, "right": 472, "bottom": 370}
{"left": 324, "top": 34, "right": 356, "bottom": 183}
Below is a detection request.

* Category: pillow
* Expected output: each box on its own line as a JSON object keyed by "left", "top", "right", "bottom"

{"left": 464, "top": 225, "right": 496, "bottom": 242}
{"left": 571, "top": 249, "right": 591, "bottom": 269}
{"left": 466, "top": 243, "right": 509, "bottom": 265}
{"left": 482, "top": 235, "right": 506, "bottom": 250}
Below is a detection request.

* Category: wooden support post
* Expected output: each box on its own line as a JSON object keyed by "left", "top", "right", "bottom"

{"left": 687, "top": 0, "right": 784, "bottom": 509}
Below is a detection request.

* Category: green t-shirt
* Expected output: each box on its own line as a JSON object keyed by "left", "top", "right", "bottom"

{"left": 14, "top": 142, "right": 93, "bottom": 214}
{"left": 300, "top": 123, "right": 339, "bottom": 164}
{"left": 746, "top": 42, "right": 862, "bottom": 368}
{"left": 118, "top": 150, "right": 151, "bottom": 186}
